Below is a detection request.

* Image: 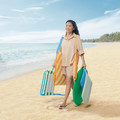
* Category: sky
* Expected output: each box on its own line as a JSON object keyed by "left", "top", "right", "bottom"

{"left": 0, "top": 0, "right": 120, "bottom": 43}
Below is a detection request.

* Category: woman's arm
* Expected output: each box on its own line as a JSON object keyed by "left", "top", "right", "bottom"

{"left": 80, "top": 53, "right": 86, "bottom": 68}
{"left": 77, "top": 35, "right": 86, "bottom": 68}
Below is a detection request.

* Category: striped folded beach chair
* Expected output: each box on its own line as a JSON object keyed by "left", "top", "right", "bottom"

{"left": 53, "top": 36, "right": 66, "bottom": 85}
{"left": 40, "top": 68, "right": 64, "bottom": 96}
{"left": 40, "top": 68, "right": 54, "bottom": 96}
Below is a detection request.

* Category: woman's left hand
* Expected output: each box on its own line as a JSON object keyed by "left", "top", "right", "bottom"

{"left": 81, "top": 63, "right": 86, "bottom": 68}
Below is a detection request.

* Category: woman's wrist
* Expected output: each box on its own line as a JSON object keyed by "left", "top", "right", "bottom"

{"left": 82, "top": 62, "right": 85, "bottom": 64}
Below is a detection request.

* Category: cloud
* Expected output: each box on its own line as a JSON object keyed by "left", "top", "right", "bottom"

{"left": 11, "top": 7, "right": 43, "bottom": 13}
{"left": 0, "top": 30, "right": 65, "bottom": 43}
{"left": 78, "top": 8, "right": 120, "bottom": 39}
{"left": 0, "top": 16, "right": 11, "bottom": 19}
{"left": 26, "top": 7, "right": 43, "bottom": 10}
{"left": 40, "top": 0, "right": 61, "bottom": 6}
{"left": 0, "top": 15, "right": 45, "bottom": 21}
{"left": 11, "top": 9, "right": 24, "bottom": 13}
{"left": 104, "top": 8, "right": 120, "bottom": 14}
{"left": 16, "top": 16, "right": 45, "bottom": 21}
{"left": 11, "top": 0, "right": 61, "bottom": 13}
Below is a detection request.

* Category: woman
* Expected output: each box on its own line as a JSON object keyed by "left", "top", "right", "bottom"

{"left": 52, "top": 20, "right": 86, "bottom": 109}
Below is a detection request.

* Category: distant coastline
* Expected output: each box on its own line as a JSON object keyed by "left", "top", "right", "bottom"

{"left": 82, "top": 32, "right": 120, "bottom": 42}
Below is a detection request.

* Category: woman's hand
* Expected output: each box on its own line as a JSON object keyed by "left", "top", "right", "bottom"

{"left": 52, "top": 59, "right": 56, "bottom": 68}
{"left": 52, "top": 60, "right": 56, "bottom": 68}
{"left": 52, "top": 63, "right": 55, "bottom": 67}
{"left": 52, "top": 63, "right": 55, "bottom": 68}
{"left": 81, "top": 62, "right": 86, "bottom": 68}
{"left": 82, "top": 63, "right": 86, "bottom": 68}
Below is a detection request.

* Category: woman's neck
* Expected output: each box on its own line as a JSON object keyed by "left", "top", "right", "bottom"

{"left": 66, "top": 32, "right": 73, "bottom": 39}
{"left": 66, "top": 32, "right": 73, "bottom": 36}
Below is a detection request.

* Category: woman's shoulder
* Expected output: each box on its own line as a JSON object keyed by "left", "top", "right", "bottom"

{"left": 73, "top": 33, "right": 80, "bottom": 37}
{"left": 74, "top": 33, "right": 80, "bottom": 36}
{"left": 74, "top": 33, "right": 80, "bottom": 39}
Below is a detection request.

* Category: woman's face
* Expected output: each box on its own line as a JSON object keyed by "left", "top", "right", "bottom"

{"left": 65, "top": 22, "right": 74, "bottom": 34}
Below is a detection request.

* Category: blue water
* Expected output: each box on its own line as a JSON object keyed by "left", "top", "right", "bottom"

{"left": 0, "top": 43, "right": 97, "bottom": 72}
{"left": 0, "top": 42, "right": 97, "bottom": 81}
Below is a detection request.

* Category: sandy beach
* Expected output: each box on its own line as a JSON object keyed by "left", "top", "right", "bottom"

{"left": 0, "top": 42, "right": 120, "bottom": 120}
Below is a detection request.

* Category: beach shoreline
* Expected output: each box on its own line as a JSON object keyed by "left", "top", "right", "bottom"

{"left": 0, "top": 61, "right": 54, "bottom": 82}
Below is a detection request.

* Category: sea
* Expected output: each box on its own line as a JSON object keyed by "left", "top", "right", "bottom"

{"left": 0, "top": 43, "right": 97, "bottom": 81}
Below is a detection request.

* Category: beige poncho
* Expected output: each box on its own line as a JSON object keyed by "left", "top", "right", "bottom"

{"left": 59, "top": 33, "right": 85, "bottom": 66}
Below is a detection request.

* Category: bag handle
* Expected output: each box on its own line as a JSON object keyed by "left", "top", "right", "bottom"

{"left": 52, "top": 36, "right": 64, "bottom": 72}
{"left": 75, "top": 35, "right": 77, "bottom": 54}
{"left": 56, "top": 36, "right": 64, "bottom": 54}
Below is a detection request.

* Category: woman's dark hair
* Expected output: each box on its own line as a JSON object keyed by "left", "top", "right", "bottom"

{"left": 66, "top": 20, "right": 80, "bottom": 35}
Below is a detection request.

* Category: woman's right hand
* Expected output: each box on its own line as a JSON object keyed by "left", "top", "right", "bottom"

{"left": 52, "top": 62, "right": 55, "bottom": 68}
{"left": 52, "top": 59, "right": 56, "bottom": 68}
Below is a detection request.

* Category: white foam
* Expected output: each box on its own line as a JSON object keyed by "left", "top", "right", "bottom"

{"left": 0, "top": 59, "right": 54, "bottom": 81}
